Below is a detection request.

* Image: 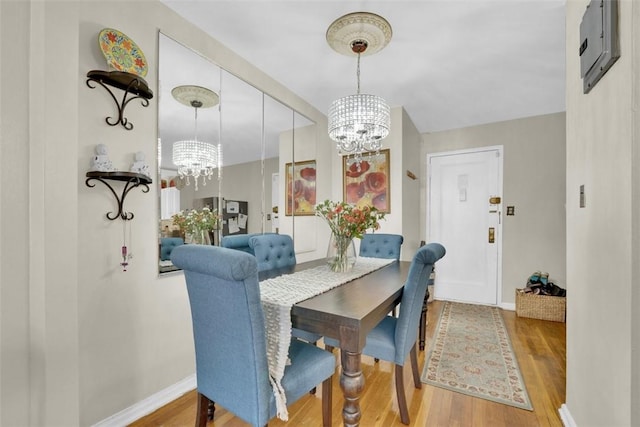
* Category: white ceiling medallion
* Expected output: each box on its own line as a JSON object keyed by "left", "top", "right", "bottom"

{"left": 171, "top": 85, "right": 220, "bottom": 109}
{"left": 326, "top": 12, "right": 392, "bottom": 57}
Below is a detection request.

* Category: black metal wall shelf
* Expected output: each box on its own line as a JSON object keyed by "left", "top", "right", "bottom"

{"left": 86, "top": 70, "right": 154, "bottom": 130}
{"left": 85, "top": 171, "right": 152, "bottom": 220}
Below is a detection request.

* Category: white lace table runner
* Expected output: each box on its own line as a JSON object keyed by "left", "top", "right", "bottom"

{"left": 259, "top": 257, "right": 395, "bottom": 420}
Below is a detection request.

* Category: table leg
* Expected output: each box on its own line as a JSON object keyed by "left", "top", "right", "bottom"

{"left": 340, "top": 349, "right": 364, "bottom": 426}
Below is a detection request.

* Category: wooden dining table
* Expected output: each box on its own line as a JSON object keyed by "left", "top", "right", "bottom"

{"left": 259, "top": 259, "right": 412, "bottom": 427}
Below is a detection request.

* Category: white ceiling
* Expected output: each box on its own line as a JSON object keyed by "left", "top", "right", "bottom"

{"left": 160, "top": 0, "right": 566, "bottom": 135}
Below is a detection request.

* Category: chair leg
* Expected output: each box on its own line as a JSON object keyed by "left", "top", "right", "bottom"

{"left": 196, "top": 392, "right": 210, "bottom": 427}
{"left": 410, "top": 343, "right": 422, "bottom": 389}
{"left": 210, "top": 401, "right": 216, "bottom": 420}
{"left": 310, "top": 342, "right": 318, "bottom": 394}
{"left": 393, "top": 344, "right": 421, "bottom": 425}
{"left": 322, "top": 373, "right": 333, "bottom": 427}
{"left": 394, "top": 364, "right": 410, "bottom": 425}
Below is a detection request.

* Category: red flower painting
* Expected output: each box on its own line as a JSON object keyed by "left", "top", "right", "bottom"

{"left": 342, "top": 149, "right": 390, "bottom": 213}
{"left": 285, "top": 160, "right": 317, "bottom": 216}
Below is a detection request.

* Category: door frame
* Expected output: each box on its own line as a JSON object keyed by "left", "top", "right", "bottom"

{"left": 426, "top": 145, "right": 504, "bottom": 306}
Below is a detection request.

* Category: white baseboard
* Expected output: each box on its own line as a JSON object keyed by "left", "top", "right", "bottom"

{"left": 559, "top": 403, "right": 577, "bottom": 427}
{"left": 92, "top": 374, "right": 196, "bottom": 427}
{"left": 501, "top": 302, "right": 516, "bottom": 311}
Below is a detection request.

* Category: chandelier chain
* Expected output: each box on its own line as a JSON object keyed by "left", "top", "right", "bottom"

{"left": 194, "top": 107, "right": 199, "bottom": 141}
{"left": 356, "top": 52, "right": 361, "bottom": 95}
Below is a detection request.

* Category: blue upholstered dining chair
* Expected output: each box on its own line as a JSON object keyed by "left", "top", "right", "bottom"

{"left": 360, "top": 233, "right": 404, "bottom": 317}
{"left": 248, "top": 233, "right": 297, "bottom": 271}
{"left": 359, "top": 233, "right": 404, "bottom": 260}
{"left": 221, "top": 233, "right": 274, "bottom": 255}
{"left": 171, "top": 245, "right": 335, "bottom": 427}
{"left": 249, "top": 233, "right": 321, "bottom": 346}
{"left": 324, "top": 242, "right": 446, "bottom": 425}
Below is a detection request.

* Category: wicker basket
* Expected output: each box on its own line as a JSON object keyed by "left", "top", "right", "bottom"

{"left": 516, "top": 289, "right": 566, "bottom": 322}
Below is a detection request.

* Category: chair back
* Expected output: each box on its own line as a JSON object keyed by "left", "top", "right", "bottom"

{"left": 359, "top": 233, "right": 404, "bottom": 260}
{"left": 394, "top": 242, "right": 446, "bottom": 364}
{"left": 171, "top": 245, "right": 272, "bottom": 426}
{"left": 160, "top": 237, "right": 184, "bottom": 261}
{"left": 220, "top": 233, "right": 266, "bottom": 255}
{"left": 249, "top": 234, "right": 296, "bottom": 271}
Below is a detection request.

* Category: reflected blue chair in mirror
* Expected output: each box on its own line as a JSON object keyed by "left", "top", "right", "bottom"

{"left": 171, "top": 245, "right": 335, "bottom": 427}
{"left": 160, "top": 237, "right": 184, "bottom": 261}
{"left": 324, "top": 242, "right": 446, "bottom": 425}
{"left": 249, "top": 234, "right": 321, "bottom": 345}
{"left": 248, "top": 234, "right": 296, "bottom": 271}
{"left": 221, "top": 233, "right": 273, "bottom": 255}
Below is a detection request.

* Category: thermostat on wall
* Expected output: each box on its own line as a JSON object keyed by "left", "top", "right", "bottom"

{"left": 579, "top": 0, "right": 620, "bottom": 94}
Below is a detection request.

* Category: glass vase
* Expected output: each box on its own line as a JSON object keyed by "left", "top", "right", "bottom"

{"left": 190, "top": 229, "right": 211, "bottom": 245}
{"left": 326, "top": 232, "right": 357, "bottom": 272}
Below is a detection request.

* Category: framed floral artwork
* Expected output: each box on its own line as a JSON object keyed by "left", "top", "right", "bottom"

{"left": 285, "top": 160, "right": 317, "bottom": 216}
{"left": 343, "top": 149, "right": 390, "bottom": 213}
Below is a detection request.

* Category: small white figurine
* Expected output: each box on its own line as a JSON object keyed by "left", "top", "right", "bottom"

{"left": 89, "top": 143, "right": 114, "bottom": 172}
{"left": 130, "top": 151, "right": 150, "bottom": 177}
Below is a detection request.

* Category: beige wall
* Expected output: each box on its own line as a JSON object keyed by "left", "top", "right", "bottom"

{"left": 421, "top": 112, "right": 566, "bottom": 305}
{"left": 401, "top": 108, "right": 424, "bottom": 260}
{"left": 566, "top": 1, "right": 639, "bottom": 425}
{"left": 1, "top": 2, "right": 45, "bottom": 425}
{"left": 633, "top": 4, "right": 640, "bottom": 424}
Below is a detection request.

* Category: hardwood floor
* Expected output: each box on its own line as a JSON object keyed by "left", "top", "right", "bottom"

{"left": 129, "top": 300, "right": 566, "bottom": 427}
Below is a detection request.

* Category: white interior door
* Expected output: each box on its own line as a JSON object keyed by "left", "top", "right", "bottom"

{"left": 427, "top": 147, "right": 503, "bottom": 305}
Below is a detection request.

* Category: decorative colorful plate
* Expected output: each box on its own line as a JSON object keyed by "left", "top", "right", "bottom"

{"left": 98, "top": 28, "right": 148, "bottom": 77}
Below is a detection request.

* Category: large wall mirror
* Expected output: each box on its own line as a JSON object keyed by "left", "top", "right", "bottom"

{"left": 158, "top": 33, "right": 316, "bottom": 274}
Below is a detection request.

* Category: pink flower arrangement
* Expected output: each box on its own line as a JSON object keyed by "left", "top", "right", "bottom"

{"left": 315, "top": 200, "right": 385, "bottom": 239}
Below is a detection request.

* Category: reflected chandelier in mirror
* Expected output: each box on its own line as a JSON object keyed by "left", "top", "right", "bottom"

{"left": 171, "top": 85, "right": 221, "bottom": 191}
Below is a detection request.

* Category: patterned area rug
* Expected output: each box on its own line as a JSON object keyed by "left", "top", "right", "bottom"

{"left": 421, "top": 301, "right": 533, "bottom": 410}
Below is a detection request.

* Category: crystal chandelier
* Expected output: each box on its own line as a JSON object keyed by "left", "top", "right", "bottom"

{"left": 171, "top": 85, "right": 219, "bottom": 191}
{"left": 327, "top": 12, "right": 392, "bottom": 166}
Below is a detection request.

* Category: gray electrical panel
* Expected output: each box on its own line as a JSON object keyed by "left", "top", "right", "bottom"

{"left": 579, "top": 0, "right": 620, "bottom": 94}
